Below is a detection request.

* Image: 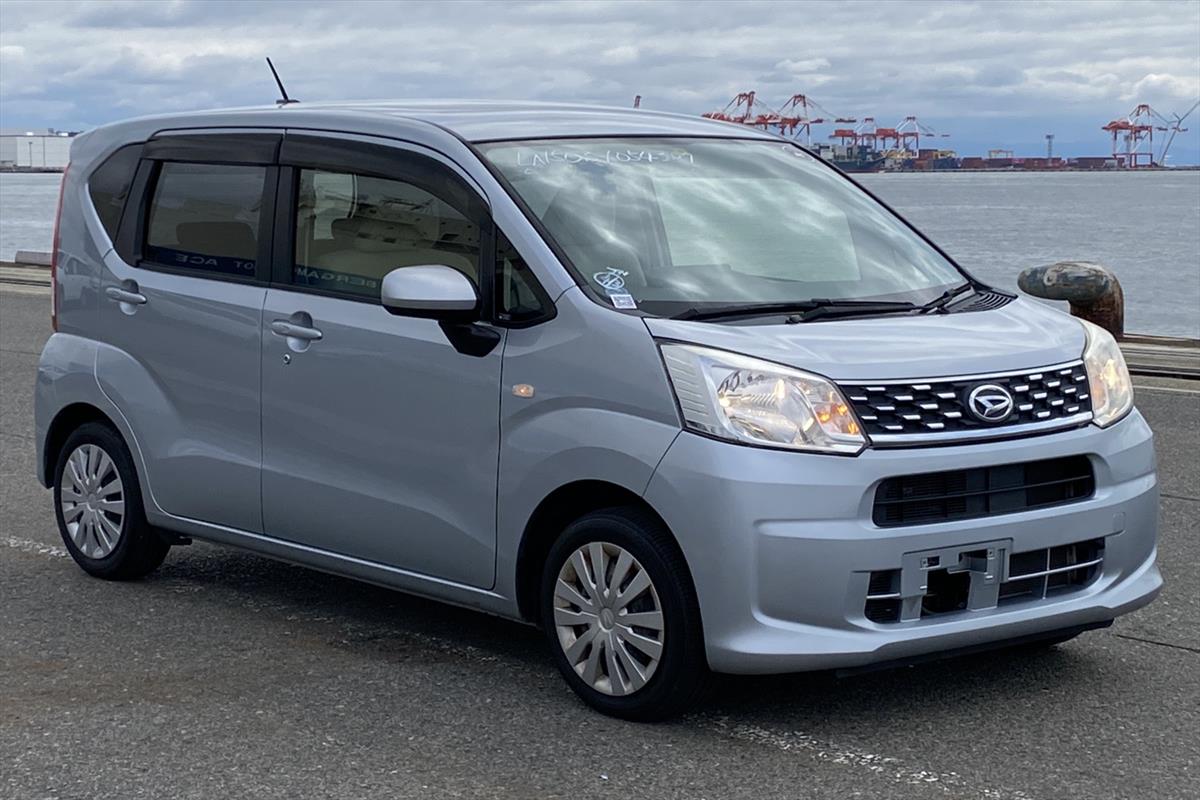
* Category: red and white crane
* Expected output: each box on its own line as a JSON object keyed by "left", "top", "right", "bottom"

{"left": 705, "top": 91, "right": 853, "bottom": 145}
{"left": 852, "top": 117, "right": 879, "bottom": 150}
{"left": 701, "top": 93, "right": 953, "bottom": 157}
{"left": 702, "top": 91, "right": 779, "bottom": 129}
{"left": 895, "top": 115, "right": 948, "bottom": 154}
{"left": 771, "top": 93, "right": 840, "bottom": 146}
{"left": 1102, "top": 104, "right": 1161, "bottom": 167}
{"left": 1101, "top": 102, "right": 1198, "bottom": 168}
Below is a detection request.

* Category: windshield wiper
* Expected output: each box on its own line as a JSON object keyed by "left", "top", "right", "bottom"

{"left": 671, "top": 301, "right": 828, "bottom": 322}
{"left": 671, "top": 299, "right": 918, "bottom": 323}
{"left": 919, "top": 282, "right": 975, "bottom": 314}
{"left": 789, "top": 299, "right": 920, "bottom": 323}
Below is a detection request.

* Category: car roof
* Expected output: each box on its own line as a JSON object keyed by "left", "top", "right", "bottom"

{"left": 121, "top": 100, "right": 781, "bottom": 144}
{"left": 284, "top": 100, "right": 779, "bottom": 142}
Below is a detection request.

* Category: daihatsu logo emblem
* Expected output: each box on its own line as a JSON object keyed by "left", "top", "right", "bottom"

{"left": 967, "top": 384, "right": 1015, "bottom": 423}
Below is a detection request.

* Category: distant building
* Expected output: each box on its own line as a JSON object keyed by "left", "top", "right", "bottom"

{"left": 0, "top": 128, "right": 78, "bottom": 169}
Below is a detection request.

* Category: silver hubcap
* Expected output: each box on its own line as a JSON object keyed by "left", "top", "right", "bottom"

{"left": 60, "top": 444, "right": 124, "bottom": 559}
{"left": 553, "top": 542, "right": 665, "bottom": 696}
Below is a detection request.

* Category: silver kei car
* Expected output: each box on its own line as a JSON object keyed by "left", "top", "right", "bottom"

{"left": 36, "top": 101, "right": 1160, "bottom": 720}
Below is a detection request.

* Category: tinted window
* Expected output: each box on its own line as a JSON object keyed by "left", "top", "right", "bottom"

{"left": 145, "top": 162, "right": 266, "bottom": 277}
{"left": 292, "top": 168, "right": 480, "bottom": 299}
{"left": 496, "top": 230, "right": 552, "bottom": 323}
{"left": 88, "top": 144, "right": 142, "bottom": 242}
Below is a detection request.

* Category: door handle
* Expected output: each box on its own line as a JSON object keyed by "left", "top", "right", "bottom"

{"left": 105, "top": 286, "right": 147, "bottom": 305}
{"left": 270, "top": 319, "right": 323, "bottom": 341}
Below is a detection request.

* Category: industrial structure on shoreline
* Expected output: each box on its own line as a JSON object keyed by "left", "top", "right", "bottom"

{"left": 0, "top": 129, "right": 79, "bottom": 171}
{"left": 3, "top": 99, "right": 1198, "bottom": 173}
{"left": 700, "top": 93, "right": 1200, "bottom": 173}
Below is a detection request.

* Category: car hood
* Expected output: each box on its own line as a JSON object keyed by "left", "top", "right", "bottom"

{"left": 643, "top": 297, "right": 1086, "bottom": 381}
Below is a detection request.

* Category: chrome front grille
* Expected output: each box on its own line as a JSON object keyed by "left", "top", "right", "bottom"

{"left": 840, "top": 361, "right": 1093, "bottom": 445}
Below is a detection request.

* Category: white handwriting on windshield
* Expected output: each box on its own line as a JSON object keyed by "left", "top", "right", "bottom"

{"left": 515, "top": 148, "right": 694, "bottom": 171}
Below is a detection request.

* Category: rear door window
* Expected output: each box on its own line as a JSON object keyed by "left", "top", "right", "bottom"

{"left": 88, "top": 144, "right": 142, "bottom": 242}
{"left": 144, "top": 162, "right": 267, "bottom": 278}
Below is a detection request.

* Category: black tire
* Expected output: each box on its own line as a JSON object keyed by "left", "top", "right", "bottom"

{"left": 540, "top": 506, "right": 710, "bottom": 721}
{"left": 52, "top": 422, "right": 169, "bottom": 580}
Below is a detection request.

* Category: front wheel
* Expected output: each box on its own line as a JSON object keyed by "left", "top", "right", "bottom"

{"left": 540, "top": 507, "right": 709, "bottom": 721}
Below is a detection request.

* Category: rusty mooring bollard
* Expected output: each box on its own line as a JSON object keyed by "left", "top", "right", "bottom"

{"left": 1017, "top": 261, "right": 1125, "bottom": 339}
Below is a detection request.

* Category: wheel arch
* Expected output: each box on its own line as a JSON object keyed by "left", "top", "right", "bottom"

{"left": 514, "top": 480, "right": 695, "bottom": 627}
{"left": 42, "top": 402, "right": 120, "bottom": 486}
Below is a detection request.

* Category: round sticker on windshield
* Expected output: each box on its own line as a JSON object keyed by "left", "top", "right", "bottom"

{"left": 593, "top": 267, "right": 629, "bottom": 292}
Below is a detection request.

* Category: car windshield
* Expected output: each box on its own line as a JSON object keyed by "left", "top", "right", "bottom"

{"left": 478, "top": 137, "right": 968, "bottom": 318}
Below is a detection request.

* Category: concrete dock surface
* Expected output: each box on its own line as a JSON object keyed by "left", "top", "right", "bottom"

{"left": 2, "top": 285, "right": 1197, "bottom": 799}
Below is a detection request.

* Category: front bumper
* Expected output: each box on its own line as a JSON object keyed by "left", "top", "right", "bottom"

{"left": 644, "top": 410, "right": 1161, "bottom": 674}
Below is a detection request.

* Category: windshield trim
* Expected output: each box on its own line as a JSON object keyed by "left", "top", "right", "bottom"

{"left": 471, "top": 132, "right": 780, "bottom": 145}
{"left": 468, "top": 135, "right": 986, "bottom": 317}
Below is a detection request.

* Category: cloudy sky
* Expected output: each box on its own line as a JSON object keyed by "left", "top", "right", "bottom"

{"left": 2, "top": 0, "right": 1199, "bottom": 162}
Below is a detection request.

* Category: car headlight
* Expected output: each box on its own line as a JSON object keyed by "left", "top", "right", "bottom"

{"left": 1080, "top": 320, "right": 1133, "bottom": 428}
{"left": 659, "top": 343, "right": 866, "bottom": 454}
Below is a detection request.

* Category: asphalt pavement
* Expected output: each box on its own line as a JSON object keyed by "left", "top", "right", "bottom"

{"left": 2, "top": 286, "right": 1197, "bottom": 800}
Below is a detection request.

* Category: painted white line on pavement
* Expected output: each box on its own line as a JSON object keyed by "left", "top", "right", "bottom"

{"left": 0, "top": 283, "right": 50, "bottom": 295}
{"left": 1134, "top": 384, "right": 1200, "bottom": 395}
{"left": 703, "top": 718, "right": 1035, "bottom": 800}
{"left": 2, "top": 535, "right": 505, "bottom": 663}
{"left": 3, "top": 536, "right": 69, "bottom": 559}
{"left": 0, "top": 531, "right": 1051, "bottom": 796}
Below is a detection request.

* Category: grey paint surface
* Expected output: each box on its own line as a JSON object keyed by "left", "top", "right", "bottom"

{"left": 86, "top": 99, "right": 781, "bottom": 146}
{"left": 96, "top": 251, "right": 266, "bottom": 533}
{"left": 493, "top": 287, "right": 683, "bottom": 603}
{"left": 34, "top": 102, "right": 1162, "bottom": 679}
{"left": 261, "top": 286, "right": 504, "bottom": 589}
{"left": 647, "top": 296, "right": 1086, "bottom": 381}
{"left": 646, "top": 412, "right": 1159, "bottom": 672}
{"left": 381, "top": 264, "right": 478, "bottom": 314}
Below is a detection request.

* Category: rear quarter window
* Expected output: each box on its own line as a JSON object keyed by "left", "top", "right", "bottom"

{"left": 144, "top": 162, "right": 266, "bottom": 278}
{"left": 87, "top": 144, "right": 142, "bottom": 242}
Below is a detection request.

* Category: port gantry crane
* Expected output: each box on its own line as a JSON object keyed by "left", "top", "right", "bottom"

{"left": 1153, "top": 101, "right": 1198, "bottom": 167}
{"left": 702, "top": 92, "right": 951, "bottom": 158}
{"left": 853, "top": 117, "right": 879, "bottom": 151}
{"left": 873, "top": 116, "right": 949, "bottom": 156}
{"left": 895, "top": 115, "right": 949, "bottom": 154}
{"left": 705, "top": 91, "right": 850, "bottom": 144}
{"left": 1102, "top": 102, "right": 1199, "bottom": 168}
{"left": 772, "top": 93, "right": 840, "bottom": 146}
{"left": 702, "top": 91, "right": 780, "bottom": 129}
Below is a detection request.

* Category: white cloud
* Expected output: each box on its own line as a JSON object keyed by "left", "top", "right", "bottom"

{"left": 1125, "top": 72, "right": 1200, "bottom": 102}
{"left": 0, "top": 0, "right": 1195, "bottom": 160}
{"left": 599, "top": 45, "right": 639, "bottom": 66}
{"left": 775, "top": 58, "right": 831, "bottom": 75}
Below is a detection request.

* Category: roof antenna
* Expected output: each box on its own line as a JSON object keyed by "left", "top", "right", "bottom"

{"left": 266, "top": 58, "right": 299, "bottom": 106}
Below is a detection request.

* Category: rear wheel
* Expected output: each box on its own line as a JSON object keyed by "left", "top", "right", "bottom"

{"left": 53, "top": 422, "right": 169, "bottom": 580}
{"left": 540, "top": 507, "right": 709, "bottom": 721}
